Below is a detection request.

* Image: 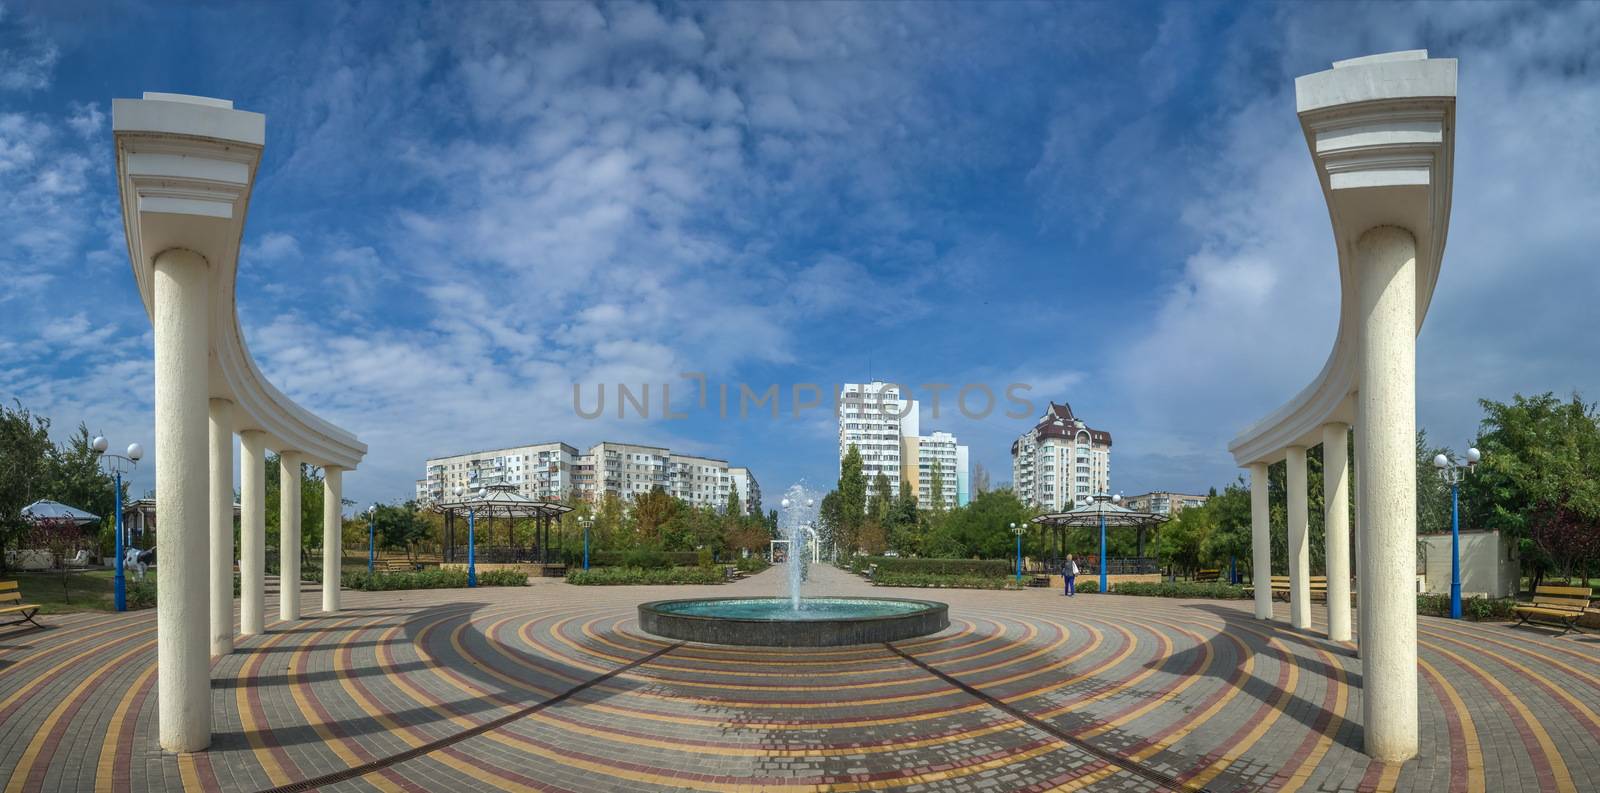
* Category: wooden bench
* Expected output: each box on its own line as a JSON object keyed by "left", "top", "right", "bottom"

{"left": 376, "top": 559, "right": 415, "bottom": 574}
{"left": 0, "top": 581, "right": 42, "bottom": 630}
{"left": 1512, "top": 585, "right": 1593, "bottom": 635}
{"left": 1243, "top": 575, "right": 1331, "bottom": 601}
{"left": 1028, "top": 575, "right": 1052, "bottom": 588}
{"left": 1194, "top": 569, "right": 1221, "bottom": 583}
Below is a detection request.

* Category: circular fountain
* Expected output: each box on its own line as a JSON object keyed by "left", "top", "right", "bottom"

{"left": 639, "top": 596, "right": 948, "bottom": 646}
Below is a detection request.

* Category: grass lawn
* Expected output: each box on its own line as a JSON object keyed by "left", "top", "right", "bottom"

{"left": 7, "top": 569, "right": 120, "bottom": 614}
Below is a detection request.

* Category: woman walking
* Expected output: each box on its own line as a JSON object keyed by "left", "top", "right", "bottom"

{"left": 1062, "top": 554, "right": 1079, "bottom": 597}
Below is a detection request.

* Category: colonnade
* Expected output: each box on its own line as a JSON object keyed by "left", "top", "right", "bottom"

{"left": 116, "top": 92, "right": 367, "bottom": 753}
{"left": 1229, "top": 51, "right": 1456, "bottom": 762}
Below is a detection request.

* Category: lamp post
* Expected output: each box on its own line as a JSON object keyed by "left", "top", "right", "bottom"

{"left": 579, "top": 515, "right": 594, "bottom": 570}
{"left": 92, "top": 435, "right": 143, "bottom": 612}
{"left": 455, "top": 486, "right": 478, "bottom": 587}
{"left": 1010, "top": 522, "right": 1025, "bottom": 583}
{"left": 1091, "top": 492, "right": 1120, "bottom": 593}
{"left": 1433, "top": 447, "right": 1481, "bottom": 620}
{"left": 366, "top": 504, "right": 376, "bottom": 573}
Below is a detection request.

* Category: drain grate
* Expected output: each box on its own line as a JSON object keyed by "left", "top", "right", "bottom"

{"left": 260, "top": 641, "right": 683, "bottom": 793}
{"left": 885, "top": 641, "right": 1212, "bottom": 793}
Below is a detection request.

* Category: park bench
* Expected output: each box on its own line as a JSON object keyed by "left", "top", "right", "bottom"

{"left": 0, "top": 581, "right": 43, "bottom": 630}
{"left": 1243, "top": 575, "right": 1331, "bottom": 601}
{"left": 724, "top": 565, "right": 748, "bottom": 582}
{"left": 1194, "top": 569, "right": 1221, "bottom": 583}
{"left": 377, "top": 559, "right": 415, "bottom": 574}
{"left": 1512, "top": 585, "right": 1593, "bottom": 635}
{"left": 538, "top": 564, "right": 567, "bottom": 578}
{"left": 1029, "top": 575, "right": 1052, "bottom": 588}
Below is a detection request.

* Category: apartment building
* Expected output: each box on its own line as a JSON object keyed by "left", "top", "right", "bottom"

{"left": 838, "top": 382, "right": 918, "bottom": 499}
{"left": 1123, "top": 491, "right": 1209, "bottom": 516}
{"left": 1011, "top": 401, "right": 1112, "bottom": 511}
{"left": 422, "top": 440, "right": 758, "bottom": 514}
{"left": 838, "top": 382, "right": 968, "bottom": 509}
{"left": 900, "top": 431, "right": 969, "bottom": 510}
{"left": 417, "top": 441, "right": 579, "bottom": 504}
{"left": 728, "top": 467, "right": 762, "bottom": 515}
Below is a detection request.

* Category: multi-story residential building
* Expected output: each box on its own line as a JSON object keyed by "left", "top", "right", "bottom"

{"left": 1011, "top": 401, "right": 1112, "bottom": 511}
{"left": 728, "top": 467, "right": 761, "bottom": 515}
{"left": 838, "top": 382, "right": 968, "bottom": 509}
{"left": 901, "top": 431, "right": 969, "bottom": 510}
{"left": 422, "top": 440, "right": 756, "bottom": 513}
{"left": 1123, "top": 491, "right": 1209, "bottom": 516}
{"left": 838, "top": 382, "right": 918, "bottom": 499}
{"left": 419, "top": 442, "right": 579, "bottom": 504}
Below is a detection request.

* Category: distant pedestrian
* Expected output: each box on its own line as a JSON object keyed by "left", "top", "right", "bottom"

{"left": 1062, "top": 554, "right": 1079, "bottom": 597}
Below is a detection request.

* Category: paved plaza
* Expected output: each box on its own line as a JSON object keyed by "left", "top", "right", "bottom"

{"left": 0, "top": 565, "right": 1595, "bottom": 792}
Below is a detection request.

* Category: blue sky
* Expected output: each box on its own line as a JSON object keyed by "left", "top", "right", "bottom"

{"left": 3, "top": 1, "right": 1598, "bottom": 511}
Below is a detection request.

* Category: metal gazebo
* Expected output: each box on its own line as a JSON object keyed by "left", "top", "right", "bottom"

{"left": 435, "top": 485, "right": 573, "bottom": 572}
{"left": 1031, "top": 493, "right": 1170, "bottom": 592}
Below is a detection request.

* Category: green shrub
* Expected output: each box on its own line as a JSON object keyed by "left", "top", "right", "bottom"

{"left": 127, "top": 579, "right": 157, "bottom": 610}
{"left": 697, "top": 548, "right": 715, "bottom": 569}
{"left": 566, "top": 566, "right": 726, "bottom": 585}
{"left": 476, "top": 569, "right": 530, "bottom": 586}
{"left": 734, "top": 556, "right": 770, "bottom": 573}
{"left": 1417, "top": 593, "right": 1517, "bottom": 621}
{"left": 872, "top": 572, "right": 1023, "bottom": 590}
{"left": 1111, "top": 581, "right": 1250, "bottom": 599}
{"left": 863, "top": 557, "right": 1011, "bottom": 577}
{"left": 337, "top": 567, "right": 529, "bottom": 591}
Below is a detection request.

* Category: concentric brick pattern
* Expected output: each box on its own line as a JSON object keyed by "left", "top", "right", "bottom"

{"left": 0, "top": 566, "right": 1596, "bottom": 792}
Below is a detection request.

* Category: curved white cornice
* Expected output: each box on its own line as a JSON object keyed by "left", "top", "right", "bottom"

{"left": 114, "top": 94, "right": 367, "bottom": 471}
{"left": 1229, "top": 52, "right": 1455, "bottom": 466}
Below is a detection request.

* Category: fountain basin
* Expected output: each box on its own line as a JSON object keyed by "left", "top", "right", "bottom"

{"left": 639, "top": 597, "right": 949, "bottom": 647}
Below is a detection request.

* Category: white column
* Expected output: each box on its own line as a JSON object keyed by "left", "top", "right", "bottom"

{"left": 279, "top": 451, "right": 302, "bottom": 622}
{"left": 208, "top": 399, "right": 234, "bottom": 657}
{"left": 1356, "top": 225, "right": 1419, "bottom": 762}
{"left": 1286, "top": 446, "right": 1311, "bottom": 630}
{"left": 152, "top": 248, "right": 210, "bottom": 753}
{"left": 322, "top": 467, "right": 342, "bottom": 613}
{"left": 1249, "top": 462, "right": 1271, "bottom": 620}
{"left": 240, "top": 430, "right": 266, "bottom": 636}
{"left": 1323, "top": 422, "right": 1352, "bottom": 642}
{"left": 1353, "top": 422, "right": 1365, "bottom": 657}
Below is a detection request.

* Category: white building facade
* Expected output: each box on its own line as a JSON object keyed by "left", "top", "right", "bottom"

{"left": 1011, "top": 402, "right": 1112, "bottom": 511}
{"left": 728, "top": 467, "right": 762, "bottom": 515}
{"left": 422, "top": 440, "right": 756, "bottom": 513}
{"left": 838, "top": 382, "right": 918, "bottom": 498}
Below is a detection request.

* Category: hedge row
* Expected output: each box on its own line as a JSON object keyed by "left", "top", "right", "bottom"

{"left": 734, "top": 556, "right": 770, "bottom": 573}
{"left": 871, "top": 572, "right": 1023, "bottom": 590}
{"left": 566, "top": 566, "right": 726, "bottom": 585}
{"left": 1110, "top": 582, "right": 1251, "bottom": 599}
{"left": 859, "top": 557, "right": 1011, "bottom": 577}
{"left": 584, "top": 549, "right": 710, "bottom": 569}
{"left": 339, "top": 568, "right": 528, "bottom": 591}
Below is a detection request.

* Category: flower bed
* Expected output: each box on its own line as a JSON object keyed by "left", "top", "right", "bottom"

{"left": 871, "top": 572, "right": 1023, "bottom": 590}
{"left": 339, "top": 568, "right": 528, "bottom": 591}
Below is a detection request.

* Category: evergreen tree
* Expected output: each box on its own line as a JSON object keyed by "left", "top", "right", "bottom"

{"left": 837, "top": 444, "right": 867, "bottom": 554}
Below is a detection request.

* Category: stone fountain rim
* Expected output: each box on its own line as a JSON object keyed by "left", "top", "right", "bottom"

{"left": 639, "top": 596, "right": 946, "bottom": 624}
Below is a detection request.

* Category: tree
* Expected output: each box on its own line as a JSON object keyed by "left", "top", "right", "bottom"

{"left": 0, "top": 404, "right": 58, "bottom": 572}
{"left": 1200, "top": 481, "right": 1253, "bottom": 576}
{"left": 264, "top": 453, "right": 325, "bottom": 554}
{"left": 1159, "top": 501, "right": 1215, "bottom": 576}
{"left": 27, "top": 518, "right": 89, "bottom": 599}
{"left": 837, "top": 445, "right": 867, "bottom": 554}
{"left": 869, "top": 473, "right": 893, "bottom": 524}
{"left": 370, "top": 502, "right": 430, "bottom": 561}
{"left": 886, "top": 486, "right": 923, "bottom": 556}
{"left": 972, "top": 463, "right": 992, "bottom": 495}
{"left": 632, "top": 487, "right": 679, "bottom": 542}
{"left": 817, "top": 491, "right": 843, "bottom": 552}
{"left": 929, "top": 460, "right": 945, "bottom": 511}
{"left": 932, "top": 489, "right": 1032, "bottom": 559}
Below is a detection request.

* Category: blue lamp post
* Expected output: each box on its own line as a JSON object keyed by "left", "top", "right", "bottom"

{"left": 1010, "top": 522, "right": 1025, "bottom": 583}
{"left": 1091, "top": 492, "right": 1119, "bottom": 593}
{"left": 580, "top": 515, "right": 594, "bottom": 570}
{"left": 92, "top": 436, "right": 142, "bottom": 612}
{"left": 1433, "top": 447, "right": 1481, "bottom": 620}
{"left": 455, "top": 486, "right": 478, "bottom": 587}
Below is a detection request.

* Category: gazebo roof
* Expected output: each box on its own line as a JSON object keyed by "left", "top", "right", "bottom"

{"left": 1031, "top": 498, "right": 1170, "bottom": 527}
{"left": 436, "top": 485, "right": 573, "bottom": 518}
{"left": 21, "top": 499, "right": 101, "bottom": 526}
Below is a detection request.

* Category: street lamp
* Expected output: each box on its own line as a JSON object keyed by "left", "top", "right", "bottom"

{"left": 1010, "top": 522, "right": 1025, "bottom": 583}
{"left": 1090, "top": 492, "right": 1120, "bottom": 593}
{"left": 92, "top": 435, "right": 142, "bottom": 612}
{"left": 579, "top": 515, "right": 594, "bottom": 570}
{"left": 1433, "top": 447, "right": 1481, "bottom": 620}
{"left": 454, "top": 486, "right": 478, "bottom": 587}
{"left": 366, "top": 504, "right": 377, "bottom": 573}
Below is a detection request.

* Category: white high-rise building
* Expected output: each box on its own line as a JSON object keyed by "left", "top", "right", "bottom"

{"left": 728, "top": 467, "right": 761, "bottom": 516}
{"left": 420, "top": 442, "right": 579, "bottom": 503}
{"left": 838, "top": 382, "right": 967, "bottom": 509}
{"left": 838, "top": 382, "right": 918, "bottom": 498}
{"left": 902, "top": 431, "right": 968, "bottom": 510}
{"left": 1011, "top": 402, "right": 1112, "bottom": 511}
